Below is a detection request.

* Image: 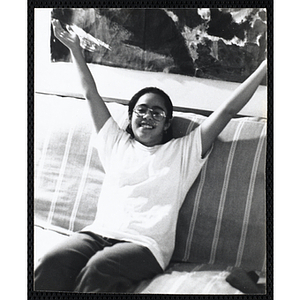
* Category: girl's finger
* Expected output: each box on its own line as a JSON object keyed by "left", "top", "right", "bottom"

{"left": 52, "top": 19, "right": 64, "bottom": 32}
{"left": 51, "top": 19, "right": 59, "bottom": 28}
{"left": 66, "top": 24, "right": 72, "bottom": 32}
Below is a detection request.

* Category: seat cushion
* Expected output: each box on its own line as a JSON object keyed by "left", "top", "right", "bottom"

{"left": 33, "top": 226, "right": 243, "bottom": 294}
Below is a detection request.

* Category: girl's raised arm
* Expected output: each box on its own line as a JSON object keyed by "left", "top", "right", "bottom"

{"left": 200, "top": 60, "right": 267, "bottom": 156}
{"left": 52, "top": 19, "right": 111, "bottom": 133}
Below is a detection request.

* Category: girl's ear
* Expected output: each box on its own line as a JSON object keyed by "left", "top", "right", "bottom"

{"left": 164, "top": 118, "right": 172, "bottom": 131}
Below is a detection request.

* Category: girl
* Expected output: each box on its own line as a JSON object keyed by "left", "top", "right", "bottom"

{"left": 35, "top": 19, "right": 267, "bottom": 293}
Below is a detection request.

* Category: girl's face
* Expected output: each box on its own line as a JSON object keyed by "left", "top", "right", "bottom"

{"left": 130, "top": 93, "right": 171, "bottom": 147}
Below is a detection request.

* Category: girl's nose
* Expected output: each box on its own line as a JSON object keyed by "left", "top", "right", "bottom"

{"left": 143, "top": 110, "right": 153, "bottom": 120}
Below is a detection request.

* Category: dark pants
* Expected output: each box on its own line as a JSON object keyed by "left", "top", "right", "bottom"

{"left": 34, "top": 231, "right": 163, "bottom": 293}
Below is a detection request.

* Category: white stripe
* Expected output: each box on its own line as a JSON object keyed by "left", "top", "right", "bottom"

{"left": 235, "top": 124, "right": 266, "bottom": 267}
{"left": 168, "top": 264, "right": 204, "bottom": 293}
{"left": 47, "top": 126, "right": 75, "bottom": 226}
{"left": 167, "top": 274, "right": 189, "bottom": 294}
{"left": 261, "top": 255, "right": 266, "bottom": 273}
{"left": 35, "top": 127, "right": 52, "bottom": 194}
{"left": 183, "top": 163, "right": 208, "bottom": 261}
{"left": 202, "top": 270, "right": 228, "bottom": 293}
{"left": 209, "top": 121, "right": 244, "bottom": 264}
{"left": 227, "top": 265, "right": 234, "bottom": 272}
{"left": 181, "top": 116, "right": 207, "bottom": 261}
{"left": 68, "top": 134, "right": 94, "bottom": 231}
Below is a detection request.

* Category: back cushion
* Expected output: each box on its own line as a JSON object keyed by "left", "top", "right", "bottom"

{"left": 34, "top": 94, "right": 103, "bottom": 231}
{"left": 34, "top": 93, "right": 266, "bottom": 271}
{"left": 172, "top": 117, "right": 266, "bottom": 272}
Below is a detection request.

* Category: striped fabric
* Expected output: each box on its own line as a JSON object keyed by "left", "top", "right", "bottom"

{"left": 172, "top": 118, "right": 266, "bottom": 272}
{"left": 34, "top": 226, "right": 250, "bottom": 294}
{"left": 134, "top": 263, "right": 245, "bottom": 294}
{"left": 34, "top": 93, "right": 266, "bottom": 274}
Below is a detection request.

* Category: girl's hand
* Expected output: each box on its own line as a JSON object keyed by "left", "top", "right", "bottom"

{"left": 52, "top": 19, "right": 80, "bottom": 51}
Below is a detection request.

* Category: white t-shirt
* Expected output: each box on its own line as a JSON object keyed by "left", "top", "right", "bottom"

{"left": 84, "top": 117, "right": 211, "bottom": 269}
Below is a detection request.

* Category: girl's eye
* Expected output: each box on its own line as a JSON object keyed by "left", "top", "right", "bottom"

{"left": 137, "top": 107, "right": 147, "bottom": 114}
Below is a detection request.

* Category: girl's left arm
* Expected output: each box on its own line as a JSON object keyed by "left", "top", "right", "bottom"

{"left": 200, "top": 60, "right": 267, "bottom": 156}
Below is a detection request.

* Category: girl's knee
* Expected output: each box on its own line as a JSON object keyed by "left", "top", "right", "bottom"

{"left": 74, "top": 263, "right": 132, "bottom": 293}
{"left": 34, "top": 252, "right": 69, "bottom": 291}
{"left": 36, "top": 248, "right": 66, "bottom": 270}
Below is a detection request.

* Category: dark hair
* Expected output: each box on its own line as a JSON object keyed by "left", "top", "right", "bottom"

{"left": 128, "top": 87, "right": 173, "bottom": 119}
{"left": 126, "top": 87, "right": 173, "bottom": 143}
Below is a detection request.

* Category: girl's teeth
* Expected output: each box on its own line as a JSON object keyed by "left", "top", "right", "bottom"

{"left": 142, "top": 124, "right": 153, "bottom": 129}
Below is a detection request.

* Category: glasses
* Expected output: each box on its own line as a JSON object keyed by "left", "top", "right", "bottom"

{"left": 133, "top": 105, "right": 166, "bottom": 122}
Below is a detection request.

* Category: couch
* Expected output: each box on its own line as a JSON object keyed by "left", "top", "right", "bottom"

{"left": 34, "top": 91, "right": 267, "bottom": 294}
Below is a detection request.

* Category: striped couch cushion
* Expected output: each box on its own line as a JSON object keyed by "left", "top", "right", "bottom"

{"left": 34, "top": 93, "right": 266, "bottom": 272}
{"left": 172, "top": 116, "right": 266, "bottom": 272}
{"left": 134, "top": 263, "right": 244, "bottom": 294}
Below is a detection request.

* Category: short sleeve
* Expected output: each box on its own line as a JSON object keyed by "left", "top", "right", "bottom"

{"left": 93, "top": 117, "right": 128, "bottom": 171}
{"left": 179, "top": 124, "right": 213, "bottom": 193}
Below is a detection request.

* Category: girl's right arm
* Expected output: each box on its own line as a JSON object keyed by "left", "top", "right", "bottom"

{"left": 52, "top": 19, "right": 111, "bottom": 133}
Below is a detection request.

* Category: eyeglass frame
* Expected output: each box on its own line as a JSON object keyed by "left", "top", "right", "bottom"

{"left": 133, "top": 105, "right": 167, "bottom": 122}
